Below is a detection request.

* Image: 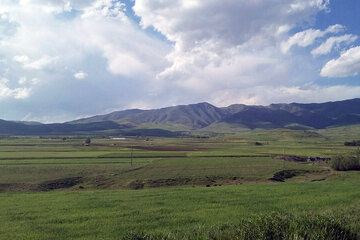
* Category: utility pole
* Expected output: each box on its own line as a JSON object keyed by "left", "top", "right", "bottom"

{"left": 130, "top": 146, "right": 133, "bottom": 168}
{"left": 283, "top": 148, "right": 285, "bottom": 170}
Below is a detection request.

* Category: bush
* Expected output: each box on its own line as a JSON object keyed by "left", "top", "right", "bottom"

{"left": 331, "top": 151, "right": 360, "bottom": 171}
{"left": 344, "top": 140, "right": 360, "bottom": 146}
{"left": 85, "top": 138, "right": 91, "bottom": 145}
{"left": 270, "top": 170, "right": 309, "bottom": 182}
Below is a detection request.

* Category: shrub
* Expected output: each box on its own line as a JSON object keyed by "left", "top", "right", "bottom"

{"left": 344, "top": 140, "right": 360, "bottom": 146}
{"left": 270, "top": 170, "right": 309, "bottom": 182}
{"left": 331, "top": 151, "right": 360, "bottom": 171}
{"left": 85, "top": 138, "right": 91, "bottom": 145}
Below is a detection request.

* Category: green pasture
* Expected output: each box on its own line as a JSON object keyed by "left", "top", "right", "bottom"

{"left": 0, "top": 128, "right": 358, "bottom": 188}
{"left": 1, "top": 180, "right": 360, "bottom": 239}
{"left": 1, "top": 127, "right": 360, "bottom": 239}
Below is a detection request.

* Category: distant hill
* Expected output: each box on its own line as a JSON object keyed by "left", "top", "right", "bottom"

{"left": 0, "top": 120, "right": 132, "bottom": 136}
{"left": 71, "top": 102, "right": 224, "bottom": 129}
{"left": 1, "top": 98, "right": 360, "bottom": 136}
{"left": 71, "top": 98, "right": 360, "bottom": 130}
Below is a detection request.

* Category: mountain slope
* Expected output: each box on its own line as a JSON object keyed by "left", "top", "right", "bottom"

{"left": 0, "top": 120, "right": 131, "bottom": 135}
{"left": 267, "top": 98, "right": 360, "bottom": 129}
{"left": 1, "top": 98, "right": 360, "bottom": 135}
{"left": 72, "top": 102, "right": 225, "bottom": 129}
{"left": 71, "top": 98, "right": 360, "bottom": 130}
{"left": 222, "top": 106, "right": 301, "bottom": 129}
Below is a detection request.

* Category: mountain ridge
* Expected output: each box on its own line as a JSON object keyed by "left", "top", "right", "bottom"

{"left": 70, "top": 98, "right": 360, "bottom": 130}
{"left": 1, "top": 98, "right": 360, "bottom": 136}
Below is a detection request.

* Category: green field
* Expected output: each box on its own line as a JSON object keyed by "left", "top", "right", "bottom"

{"left": 1, "top": 127, "right": 360, "bottom": 239}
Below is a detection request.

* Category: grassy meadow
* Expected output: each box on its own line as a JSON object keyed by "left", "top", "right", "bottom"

{"left": 1, "top": 126, "right": 360, "bottom": 239}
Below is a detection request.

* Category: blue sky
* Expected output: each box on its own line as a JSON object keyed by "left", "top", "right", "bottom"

{"left": 0, "top": 0, "right": 359, "bottom": 122}
{"left": 315, "top": 0, "right": 360, "bottom": 86}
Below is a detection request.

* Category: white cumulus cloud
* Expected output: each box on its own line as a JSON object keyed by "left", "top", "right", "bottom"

{"left": 320, "top": 46, "right": 360, "bottom": 77}
{"left": 312, "top": 34, "right": 358, "bottom": 56}
{"left": 13, "top": 55, "right": 57, "bottom": 70}
{"left": 0, "top": 78, "right": 31, "bottom": 100}
{"left": 134, "top": 0, "right": 331, "bottom": 99}
{"left": 0, "top": 0, "right": 359, "bottom": 121}
{"left": 0, "top": 0, "right": 170, "bottom": 120}
{"left": 81, "top": 0, "right": 126, "bottom": 19}
{"left": 210, "top": 84, "right": 360, "bottom": 107}
{"left": 281, "top": 24, "right": 345, "bottom": 54}
{"left": 73, "top": 71, "right": 88, "bottom": 79}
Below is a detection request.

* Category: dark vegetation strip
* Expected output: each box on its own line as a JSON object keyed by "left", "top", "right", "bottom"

{"left": 0, "top": 161, "right": 150, "bottom": 165}
{"left": 0, "top": 156, "right": 184, "bottom": 160}
{"left": 269, "top": 170, "right": 311, "bottom": 182}
{"left": 0, "top": 177, "right": 82, "bottom": 192}
{"left": 344, "top": 140, "right": 360, "bottom": 146}
{"left": 0, "top": 155, "right": 270, "bottom": 160}
{"left": 190, "top": 154, "right": 269, "bottom": 158}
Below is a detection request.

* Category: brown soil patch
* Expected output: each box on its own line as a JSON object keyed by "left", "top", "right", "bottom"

{"left": 0, "top": 144, "right": 37, "bottom": 146}
{"left": 0, "top": 183, "right": 32, "bottom": 192}
{"left": 129, "top": 176, "right": 221, "bottom": 189}
{"left": 128, "top": 180, "right": 144, "bottom": 190}
{"left": 311, "top": 178, "right": 326, "bottom": 182}
{"left": 146, "top": 178, "right": 193, "bottom": 187}
{"left": 0, "top": 177, "right": 82, "bottom": 192}
{"left": 37, "top": 177, "right": 82, "bottom": 191}
{"left": 126, "top": 146, "right": 204, "bottom": 151}
{"left": 275, "top": 155, "right": 331, "bottom": 163}
{"left": 226, "top": 138, "right": 245, "bottom": 141}
{"left": 127, "top": 176, "right": 256, "bottom": 189}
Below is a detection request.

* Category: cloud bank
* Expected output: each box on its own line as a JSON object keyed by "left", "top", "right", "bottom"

{"left": 0, "top": 0, "right": 359, "bottom": 122}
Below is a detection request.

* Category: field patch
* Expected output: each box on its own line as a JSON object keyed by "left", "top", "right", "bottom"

{"left": 128, "top": 145, "right": 204, "bottom": 151}
{"left": 0, "top": 133, "right": 360, "bottom": 238}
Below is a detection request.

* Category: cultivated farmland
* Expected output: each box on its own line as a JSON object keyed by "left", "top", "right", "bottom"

{"left": 1, "top": 127, "right": 360, "bottom": 239}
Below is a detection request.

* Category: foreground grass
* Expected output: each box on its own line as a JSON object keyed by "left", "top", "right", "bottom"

{"left": 1, "top": 180, "right": 359, "bottom": 239}
{"left": 124, "top": 214, "right": 357, "bottom": 240}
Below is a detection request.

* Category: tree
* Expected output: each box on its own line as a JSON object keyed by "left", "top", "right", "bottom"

{"left": 85, "top": 138, "right": 91, "bottom": 145}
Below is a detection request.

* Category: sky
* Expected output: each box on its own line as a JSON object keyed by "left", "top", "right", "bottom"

{"left": 0, "top": 0, "right": 360, "bottom": 123}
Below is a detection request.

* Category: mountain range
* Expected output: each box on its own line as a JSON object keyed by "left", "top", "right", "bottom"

{"left": 1, "top": 98, "right": 360, "bottom": 136}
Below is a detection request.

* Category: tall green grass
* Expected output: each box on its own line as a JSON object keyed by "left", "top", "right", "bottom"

{"left": 1, "top": 181, "right": 360, "bottom": 239}
{"left": 124, "top": 213, "right": 357, "bottom": 240}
